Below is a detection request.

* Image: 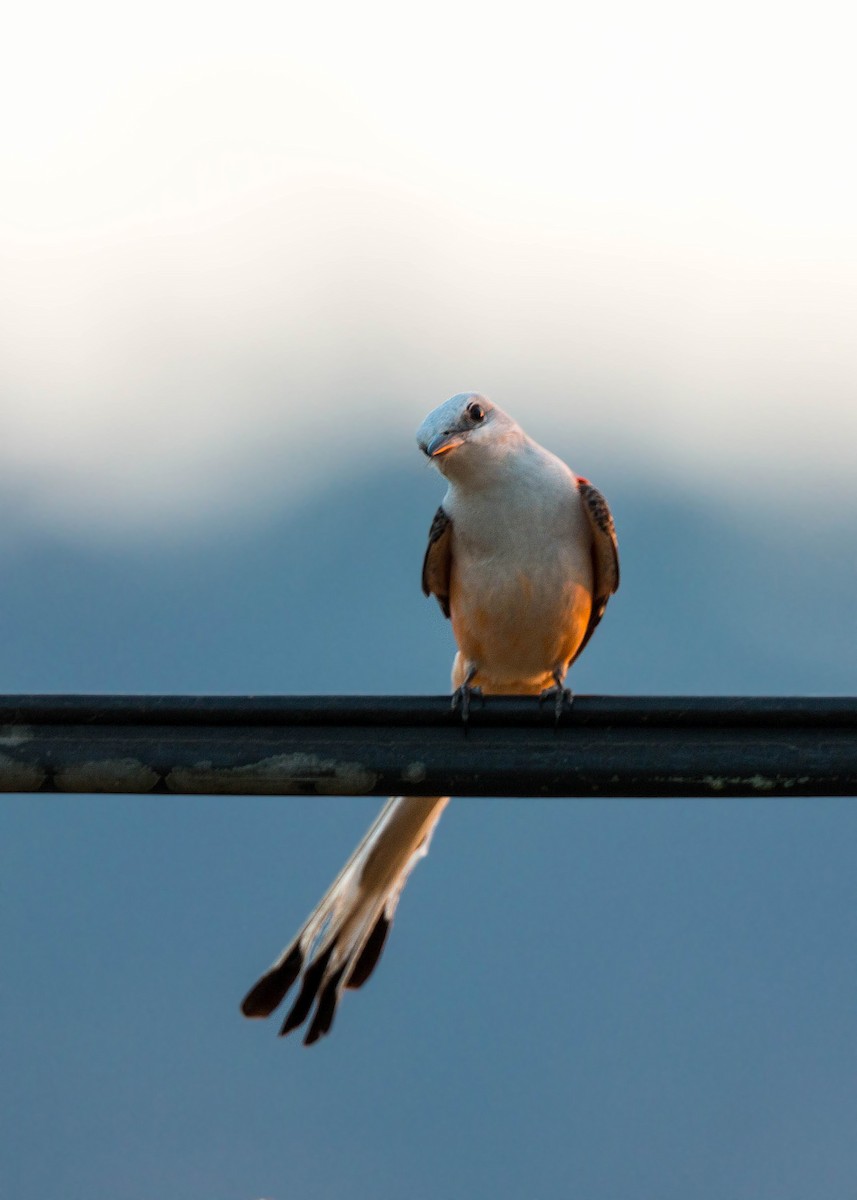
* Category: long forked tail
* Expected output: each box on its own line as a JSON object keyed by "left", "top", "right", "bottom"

{"left": 241, "top": 795, "right": 450, "bottom": 1045}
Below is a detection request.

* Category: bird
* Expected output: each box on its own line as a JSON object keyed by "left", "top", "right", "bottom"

{"left": 240, "top": 393, "right": 619, "bottom": 1044}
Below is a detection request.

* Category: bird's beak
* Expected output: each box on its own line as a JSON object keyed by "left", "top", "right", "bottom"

{"left": 425, "top": 431, "right": 466, "bottom": 458}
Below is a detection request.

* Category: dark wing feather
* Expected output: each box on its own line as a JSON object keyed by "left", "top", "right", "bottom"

{"left": 573, "top": 479, "right": 620, "bottom": 662}
{"left": 421, "top": 506, "right": 453, "bottom": 619}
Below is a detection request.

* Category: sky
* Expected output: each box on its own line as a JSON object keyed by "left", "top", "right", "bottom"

{"left": 2, "top": 0, "right": 857, "bottom": 1197}
{"left": 2, "top": 0, "right": 856, "bottom": 536}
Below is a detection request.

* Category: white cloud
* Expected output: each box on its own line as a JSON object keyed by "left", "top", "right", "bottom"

{"left": 1, "top": 0, "right": 855, "bottom": 539}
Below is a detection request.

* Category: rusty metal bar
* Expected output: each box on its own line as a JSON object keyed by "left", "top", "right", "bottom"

{"left": 0, "top": 695, "right": 855, "bottom": 797}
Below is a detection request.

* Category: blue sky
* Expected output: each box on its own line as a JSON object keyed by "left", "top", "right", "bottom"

{"left": 3, "top": 466, "right": 857, "bottom": 1200}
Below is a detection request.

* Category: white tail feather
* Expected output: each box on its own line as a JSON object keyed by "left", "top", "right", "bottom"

{"left": 241, "top": 795, "right": 450, "bottom": 1043}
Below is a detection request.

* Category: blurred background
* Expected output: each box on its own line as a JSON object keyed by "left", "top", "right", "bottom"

{"left": 2, "top": 0, "right": 856, "bottom": 1197}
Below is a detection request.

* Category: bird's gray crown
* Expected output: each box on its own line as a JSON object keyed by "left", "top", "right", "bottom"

{"left": 416, "top": 393, "right": 507, "bottom": 461}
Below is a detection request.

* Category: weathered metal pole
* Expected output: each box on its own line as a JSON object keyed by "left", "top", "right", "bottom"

{"left": 0, "top": 695, "right": 855, "bottom": 797}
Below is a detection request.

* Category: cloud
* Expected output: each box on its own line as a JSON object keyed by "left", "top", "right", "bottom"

{"left": 1, "top": 4, "right": 855, "bottom": 539}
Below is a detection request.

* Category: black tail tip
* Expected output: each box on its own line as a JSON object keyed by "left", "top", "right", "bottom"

{"left": 278, "top": 944, "right": 335, "bottom": 1038}
{"left": 345, "top": 911, "right": 391, "bottom": 990}
{"left": 241, "top": 944, "right": 304, "bottom": 1018}
{"left": 303, "top": 965, "right": 347, "bottom": 1045}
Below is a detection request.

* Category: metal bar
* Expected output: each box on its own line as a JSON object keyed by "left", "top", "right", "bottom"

{"left": 0, "top": 695, "right": 855, "bottom": 797}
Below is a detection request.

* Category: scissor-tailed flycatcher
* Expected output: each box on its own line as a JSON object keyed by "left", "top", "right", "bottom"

{"left": 241, "top": 394, "right": 619, "bottom": 1044}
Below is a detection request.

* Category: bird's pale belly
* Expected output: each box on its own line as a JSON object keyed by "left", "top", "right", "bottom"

{"left": 449, "top": 565, "right": 592, "bottom": 693}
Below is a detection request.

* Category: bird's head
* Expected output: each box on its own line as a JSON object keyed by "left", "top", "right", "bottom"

{"left": 416, "top": 394, "right": 520, "bottom": 475}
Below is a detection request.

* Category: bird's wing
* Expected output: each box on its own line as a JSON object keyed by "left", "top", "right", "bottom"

{"left": 573, "top": 478, "right": 620, "bottom": 661}
{"left": 421, "top": 506, "right": 453, "bottom": 618}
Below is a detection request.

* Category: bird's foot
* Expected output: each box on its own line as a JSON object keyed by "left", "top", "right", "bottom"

{"left": 451, "top": 682, "right": 484, "bottom": 725}
{"left": 539, "top": 681, "right": 574, "bottom": 723}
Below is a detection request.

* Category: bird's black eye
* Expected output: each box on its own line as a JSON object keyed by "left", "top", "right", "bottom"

{"left": 468, "top": 402, "right": 485, "bottom": 422}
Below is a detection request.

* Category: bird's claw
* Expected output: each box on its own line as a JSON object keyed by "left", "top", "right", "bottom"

{"left": 539, "top": 685, "right": 573, "bottom": 723}
{"left": 451, "top": 682, "right": 484, "bottom": 725}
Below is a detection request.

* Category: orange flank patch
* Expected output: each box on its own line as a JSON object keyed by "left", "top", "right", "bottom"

{"left": 451, "top": 603, "right": 488, "bottom": 664}
{"left": 450, "top": 575, "right": 594, "bottom": 689}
